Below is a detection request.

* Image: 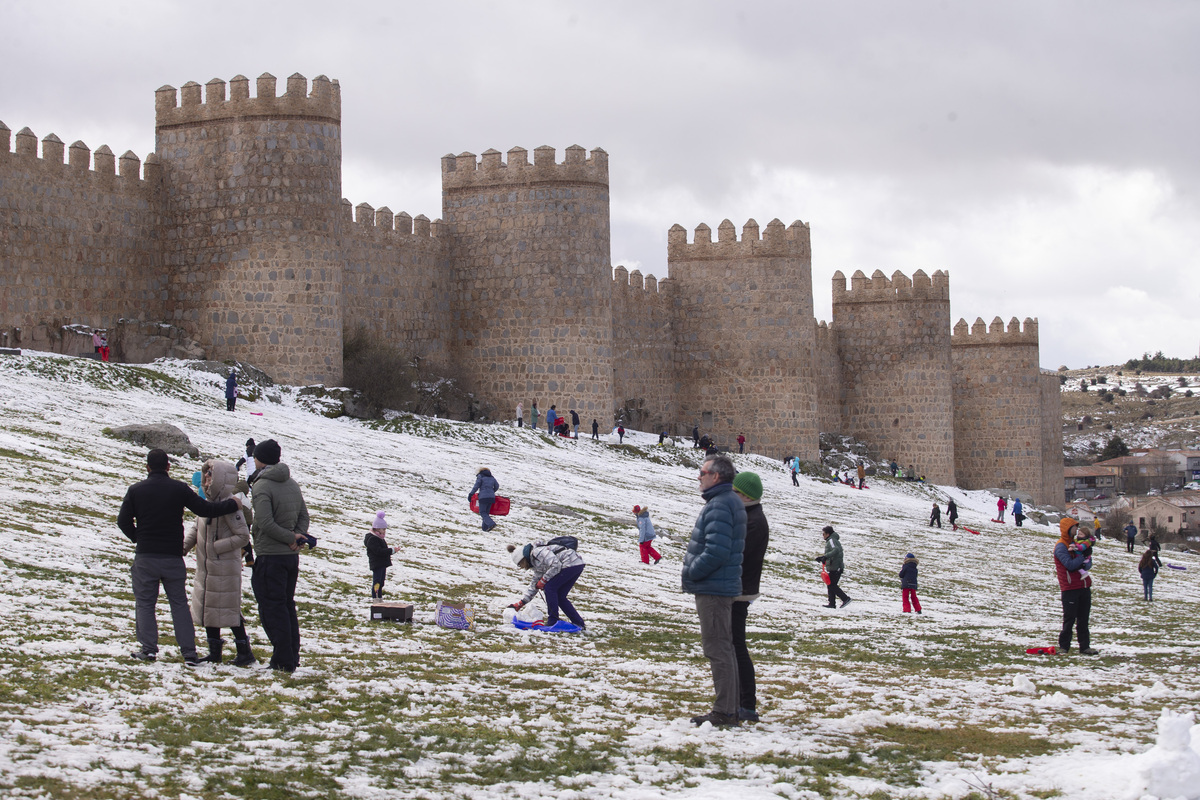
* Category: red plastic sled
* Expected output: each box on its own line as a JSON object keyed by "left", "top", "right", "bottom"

{"left": 961, "top": 527, "right": 982, "bottom": 535}
{"left": 1026, "top": 646, "right": 1057, "bottom": 655}
{"left": 820, "top": 564, "right": 831, "bottom": 585}
{"left": 990, "top": 518, "right": 1005, "bottom": 524}
{"left": 470, "top": 495, "right": 510, "bottom": 516}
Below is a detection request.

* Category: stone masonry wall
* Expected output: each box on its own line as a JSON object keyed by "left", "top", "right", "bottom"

{"left": 951, "top": 316, "right": 1046, "bottom": 501}
{"left": 0, "top": 123, "right": 162, "bottom": 352}
{"left": 342, "top": 203, "right": 452, "bottom": 367}
{"left": 668, "top": 218, "right": 818, "bottom": 461}
{"left": 441, "top": 146, "right": 613, "bottom": 417}
{"left": 611, "top": 266, "right": 675, "bottom": 432}
{"left": 814, "top": 319, "right": 843, "bottom": 436}
{"left": 832, "top": 269, "right": 955, "bottom": 484}
{"left": 1041, "top": 370, "right": 1064, "bottom": 507}
{"left": 155, "top": 73, "right": 344, "bottom": 386}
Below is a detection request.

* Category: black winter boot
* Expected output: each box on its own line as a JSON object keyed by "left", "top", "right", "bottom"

{"left": 203, "top": 636, "right": 224, "bottom": 664}
{"left": 233, "top": 638, "right": 258, "bottom": 667}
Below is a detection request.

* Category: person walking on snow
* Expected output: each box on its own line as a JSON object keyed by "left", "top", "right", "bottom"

{"left": 737, "top": 433, "right": 745, "bottom": 454}
{"left": 1124, "top": 520, "right": 1138, "bottom": 554}
{"left": 183, "top": 459, "right": 258, "bottom": 666}
{"left": 816, "top": 525, "right": 852, "bottom": 608}
{"left": 731, "top": 470, "right": 769, "bottom": 722}
{"left": 1013, "top": 497, "right": 1025, "bottom": 527}
{"left": 591, "top": 419, "right": 599, "bottom": 440}
{"left": 789, "top": 457, "right": 800, "bottom": 487}
{"left": 507, "top": 541, "right": 586, "bottom": 629}
{"left": 1054, "top": 518, "right": 1097, "bottom": 655}
{"left": 947, "top": 499, "right": 959, "bottom": 531}
{"left": 633, "top": 505, "right": 662, "bottom": 564}
{"left": 997, "top": 496, "right": 1007, "bottom": 522}
{"left": 468, "top": 467, "right": 500, "bottom": 532}
{"left": 225, "top": 369, "right": 238, "bottom": 412}
{"left": 365, "top": 511, "right": 400, "bottom": 599}
{"left": 929, "top": 503, "right": 941, "bottom": 528}
{"left": 683, "top": 455, "right": 746, "bottom": 728}
{"left": 900, "top": 552, "right": 922, "bottom": 613}
{"left": 118, "top": 449, "right": 243, "bottom": 665}
{"left": 617, "top": 424, "right": 625, "bottom": 444}
{"left": 1138, "top": 548, "right": 1159, "bottom": 601}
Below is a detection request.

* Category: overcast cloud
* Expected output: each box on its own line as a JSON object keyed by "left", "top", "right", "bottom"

{"left": 3, "top": 0, "right": 1197, "bottom": 368}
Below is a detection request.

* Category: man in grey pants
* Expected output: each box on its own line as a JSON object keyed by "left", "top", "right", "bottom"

{"left": 681, "top": 454, "right": 746, "bottom": 727}
{"left": 117, "top": 449, "right": 241, "bottom": 665}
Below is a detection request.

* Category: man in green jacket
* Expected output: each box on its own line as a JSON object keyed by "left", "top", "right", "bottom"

{"left": 816, "top": 525, "right": 852, "bottom": 609}
{"left": 249, "top": 439, "right": 310, "bottom": 673}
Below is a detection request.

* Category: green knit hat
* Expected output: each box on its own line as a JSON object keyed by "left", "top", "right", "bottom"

{"left": 732, "top": 471, "right": 763, "bottom": 500}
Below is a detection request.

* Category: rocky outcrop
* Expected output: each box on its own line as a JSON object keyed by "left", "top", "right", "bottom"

{"left": 105, "top": 423, "right": 199, "bottom": 458}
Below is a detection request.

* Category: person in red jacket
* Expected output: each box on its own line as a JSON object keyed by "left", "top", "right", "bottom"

{"left": 1054, "top": 518, "right": 1098, "bottom": 655}
{"left": 997, "top": 496, "right": 1008, "bottom": 522}
{"left": 737, "top": 433, "right": 746, "bottom": 453}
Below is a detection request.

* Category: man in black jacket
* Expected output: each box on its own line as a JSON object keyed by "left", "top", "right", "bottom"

{"left": 731, "top": 470, "right": 769, "bottom": 722}
{"left": 117, "top": 449, "right": 241, "bottom": 665}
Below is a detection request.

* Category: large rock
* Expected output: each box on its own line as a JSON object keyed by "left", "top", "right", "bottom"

{"left": 110, "top": 320, "right": 205, "bottom": 363}
{"left": 105, "top": 423, "right": 199, "bottom": 458}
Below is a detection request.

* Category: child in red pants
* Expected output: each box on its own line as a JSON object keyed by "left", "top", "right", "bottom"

{"left": 900, "top": 553, "right": 922, "bottom": 613}
{"left": 634, "top": 505, "right": 662, "bottom": 564}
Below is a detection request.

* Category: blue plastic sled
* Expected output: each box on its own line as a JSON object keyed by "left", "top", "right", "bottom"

{"left": 512, "top": 618, "right": 582, "bottom": 633}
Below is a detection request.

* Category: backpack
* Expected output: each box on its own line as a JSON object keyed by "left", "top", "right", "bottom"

{"left": 546, "top": 535, "right": 578, "bottom": 551}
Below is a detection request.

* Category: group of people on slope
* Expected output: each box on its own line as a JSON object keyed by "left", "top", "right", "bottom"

{"left": 928, "top": 499, "right": 958, "bottom": 529}
{"left": 516, "top": 401, "right": 593, "bottom": 439}
{"left": 118, "top": 439, "right": 312, "bottom": 672}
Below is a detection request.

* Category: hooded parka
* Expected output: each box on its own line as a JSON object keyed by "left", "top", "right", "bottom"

{"left": 183, "top": 460, "right": 251, "bottom": 628}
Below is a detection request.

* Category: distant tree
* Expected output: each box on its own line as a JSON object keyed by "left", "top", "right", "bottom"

{"left": 1097, "top": 375, "right": 1107, "bottom": 384}
{"left": 1059, "top": 374, "right": 1067, "bottom": 385}
{"left": 1187, "top": 390, "right": 1194, "bottom": 398}
{"left": 1099, "top": 435, "right": 1130, "bottom": 461}
{"left": 1102, "top": 392, "right": 1114, "bottom": 403}
{"left": 1080, "top": 380, "right": 1089, "bottom": 392}
{"left": 1179, "top": 377, "right": 1189, "bottom": 387}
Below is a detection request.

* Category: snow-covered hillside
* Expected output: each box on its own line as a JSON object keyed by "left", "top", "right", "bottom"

{"left": 0, "top": 352, "right": 1198, "bottom": 800}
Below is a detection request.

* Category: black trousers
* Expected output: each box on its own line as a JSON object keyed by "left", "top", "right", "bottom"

{"left": 827, "top": 568, "right": 850, "bottom": 604}
{"left": 252, "top": 554, "right": 301, "bottom": 670}
{"left": 1058, "top": 587, "right": 1091, "bottom": 651}
{"left": 731, "top": 600, "right": 756, "bottom": 711}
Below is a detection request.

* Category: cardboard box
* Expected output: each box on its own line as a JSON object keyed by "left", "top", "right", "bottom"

{"left": 370, "top": 603, "right": 414, "bottom": 622}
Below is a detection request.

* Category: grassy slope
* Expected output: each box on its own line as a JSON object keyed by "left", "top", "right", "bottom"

{"left": 0, "top": 353, "right": 1197, "bottom": 800}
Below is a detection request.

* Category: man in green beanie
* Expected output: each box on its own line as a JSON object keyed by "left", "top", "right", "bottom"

{"left": 731, "top": 470, "right": 769, "bottom": 722}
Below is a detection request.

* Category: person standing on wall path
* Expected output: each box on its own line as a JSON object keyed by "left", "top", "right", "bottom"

{"left": 682, "top": 455, "right": 746, "bottom": 728}
{"left": 816, "top": 525, "right": 852, "bottom": 609}
{"left": 117, "top": 448, "right": 243, "bottom": 666}
{"left": 997, "top": 496, "right": 1007, "bottom": 522}
{"left": 570, "top": 409, "right": 580, "bottom": 438}
{"left": 225, "top": 369, "right": 238, "bottom": 412}
{"left": 856, "top": 461, "right": 865, "bottom": 489}
{"left": 546, "top": 405, "right": 557, "bottom": 433}
{"left": 737, "top": 433, "right": 745, "bottom": 454}
{"left": 692, "top": 425, "right": 700, "bottom": 448}
{"left": 731, "top": 470, "right": 768, "bottom": 722}
{"left": 516, "top": 401, "right": 523, "bottom": 428}
{"left": 531, "top": 401, "right": 538, "bottom": 430}
{"left": 249, "top": 439, "right": 312, "bottom": 673}
{"left": 617, "top": 424, "right": 625, "bottom": 444}
{"left": 591, "top": 419, "right": 599, "bottom": 440}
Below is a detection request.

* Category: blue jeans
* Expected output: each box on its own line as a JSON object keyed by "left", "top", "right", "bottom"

{"left": 478, "top": 497, "right": 495, "bottom": 530}
{"left": 543, "top": 564, "right": 585, "bottom": 626}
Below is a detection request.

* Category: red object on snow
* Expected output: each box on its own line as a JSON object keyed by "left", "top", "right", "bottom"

{"left": 470, "top": 495, "right": 511, "bottom": 516}
{"left": 1025, "top": 646, "right": 1057, "bottom": 655}
{"left": 990, "top": 518, "right": 1005, "bottom": 524}
{"left": 251, "top": 412, "right": 263, "bottom": 416}
{"left": 962, "top": 527, "right": 982, "bottom": 535}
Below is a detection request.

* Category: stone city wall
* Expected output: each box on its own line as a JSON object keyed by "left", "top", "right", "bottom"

{"left": 341, "top": 203, "right": 453, "bottom": 368}
{"left": 1040, "top": 370, "right": 1065, "bottom": 507}
{"left": 667, "top": 218, "right": 818, "bottom": 461}
{"left": 951, "top": 316, "right": 1045, "bottom": 499}
{"left": 832, "top": 269, "right": 955, "bottom": 484}
{"left": 611, "top": 266, "right": 675, "bottom": 432}
{"left": 0, "top": 123, "right": 162, "bottom": 352}
{"left": 155, "top": 73, "right": 344, "bottom": 386}
{"left": 441, "top": 145, "right": 614, "bottom": 417}
{"left": 813, "top": 319, "right": 844, "bottom": 436}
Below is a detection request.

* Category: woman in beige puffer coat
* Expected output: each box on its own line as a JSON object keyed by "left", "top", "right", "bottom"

{"left": 183, "top": 459, "right": 257, "bottom": 665}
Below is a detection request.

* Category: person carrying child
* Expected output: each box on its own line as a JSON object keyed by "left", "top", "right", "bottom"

{"left": 365, "top": 511, "right": 399, "bottom": 599}
{"left": 633, "top": 505, "right": 662, "bottom": 564}
{"left": 900, "top": 552, "right": 922, "bottom": 613}
{"left": 506, "top": 541, "right": 586, "bottom": 630}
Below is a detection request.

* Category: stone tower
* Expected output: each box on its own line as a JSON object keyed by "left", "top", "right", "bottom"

{"left": 669, "top": 218, "right": 819, "bottom": 461}
{"left": 832, "top": 269, "right": 955, "bottom": 483}
{"left": 155, "top": 73, "right": 344, "bottom": 385}
{"left": 441, "top": 146, "right": 613, "bottom": 416}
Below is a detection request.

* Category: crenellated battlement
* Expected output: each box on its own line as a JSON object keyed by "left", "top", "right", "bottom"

{"left": 667, "top": 218, "right": 809, "bottom": 262}
{"left": 612, "top": 265, "right": 665, "bottom": 295}
{"left": 155, "top": 73, "right": 341, "bottom": 129}
{"left": 831, "top": 268, "right": 950, "bottom": 303}
{"left": 0, "top": 123, "right": 158, "bottom": 183}
{"left": 951, "top": 316, "right": 1039, "bottom": 346}
{"left": 441, "top": 145, "right": 608, "bottom": 191}
{"left": 344, "top": 200, "right": 443, "bottom": 238}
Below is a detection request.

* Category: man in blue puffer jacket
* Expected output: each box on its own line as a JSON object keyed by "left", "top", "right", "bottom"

{"left": 682, "top": 454, "right": 746, "bottom": 728}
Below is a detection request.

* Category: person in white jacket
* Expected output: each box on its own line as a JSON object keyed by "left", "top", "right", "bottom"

{"left": 506, "top": 541, "right": 586, "bottom": 629}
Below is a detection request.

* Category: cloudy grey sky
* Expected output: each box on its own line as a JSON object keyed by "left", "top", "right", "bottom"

{"left": 4, "top": 0, "right": 1198, "bottom": 369}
